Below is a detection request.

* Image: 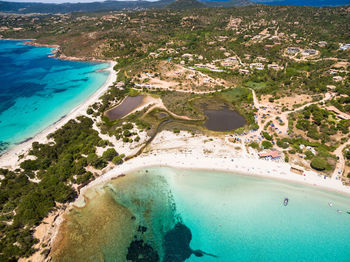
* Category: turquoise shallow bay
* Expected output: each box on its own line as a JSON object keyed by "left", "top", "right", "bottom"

{"left": 167, "top": 168, "right": 350, "bottom": 262}
{"left": 0, "top": 40, "right": 109, "bottom": 153}
{"left": 52, "top": 167, "right": 350, "bottom": 262}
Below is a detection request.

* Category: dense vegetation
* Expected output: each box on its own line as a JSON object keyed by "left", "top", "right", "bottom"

{"left": 0, "top": 116, "right": 124, "bottom": 260}
{"left": 294, "top": 104, "right": 348, "bottom": 142}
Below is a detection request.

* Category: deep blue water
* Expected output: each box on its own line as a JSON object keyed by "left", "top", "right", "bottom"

{"left": 252, "top": 0, "right": 350, "bottom": 6}
{"left": 0, "top": 40, "right": 109, "bottom": 153}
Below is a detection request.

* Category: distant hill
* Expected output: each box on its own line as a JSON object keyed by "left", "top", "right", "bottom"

{"left": 202, "top": 0, "right": 254, "bottom": 7}
{"left": 251, "top": 0, "right": 350, "bottom": 6}
{"left": 0, "top": 0, "right": 253, "bottom": 14}
{"left": 167, "top": 0, "right": 205, "bottom": 9}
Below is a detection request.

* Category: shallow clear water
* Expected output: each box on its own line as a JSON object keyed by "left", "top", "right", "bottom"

{"left": 0, "top": 40, "right": 109, "bottom": 153}
{"left": 167, "top": 168, "right": 350, "bottom": 261}
{"left": 52, "top": 167, "right": 350, "bottom": 262}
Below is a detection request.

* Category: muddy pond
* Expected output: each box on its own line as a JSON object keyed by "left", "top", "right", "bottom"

{"left": 203, "top": 107, "right": 246, "bottom": 131}
{"left": 106, "top": 95, "right": 144, "bottom": 120}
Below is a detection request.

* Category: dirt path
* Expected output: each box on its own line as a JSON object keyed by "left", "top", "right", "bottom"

{"left": 331, "top": 141, "right": 350, "bottom": 180}
{"left": 243, "top": 90, "right": 335, "bottom": 143}
{"left": 143, "top": 97, "right": 201, "bottom": 121}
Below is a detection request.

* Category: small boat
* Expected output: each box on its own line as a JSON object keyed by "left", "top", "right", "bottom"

{"left": 283, "top": 198, "right": 289, "bottom": 206}
{"left": 329, "top": 202, "right": 333, "bottom": 207}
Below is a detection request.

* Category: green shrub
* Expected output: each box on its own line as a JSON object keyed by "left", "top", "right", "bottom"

{"left": 87, "top": 153, "right": 107, "bottom": 169}
{"left": 304, "top": 150, "right": 314, "bottom": 160}
{"left": 346, "top": 150, "right": 350, "bottom": 160}
{"left": 284, "top": 154, "right": 289, "bottom": 162}
{"left": 262, "top": 140, "right": 273, "bottom": 149}
{"left": 307, "top": 127, "right": 321, "bottom": 140}
{"left": 262, "top": 131, "right": 273, "bottom": 141}
{"left": 249, "top": 142, "right": 259, "bottom": 149}
{"left": 20, "top": 160, "right": 39, "bottom": 171}
{"left": 310, "top": 158, "right": 327, "bottom": 171}
{"left": 112, "top": 154, "right": 125, "bottom": 165}
{"left": 277, "top": 140, "right": 289, "bottom": 149}
{"left": 76, "top": 172, "right": 93, "bottom": 184}
{"left": 123, "top": 123, "right": 133, "bottom": 130}
{"left": 102, "top": 148, "right": 118, "bottom": 161}
{"left": 289, "top": 149, "right": 296, "bottom": 154}
{"left": 123, "top": 130, "right": 132, "bottom": 137}
{"left": 128, "top": 89, "right": 139, "bottom": 97}
{"left": 296, "top": 120, "right": 310, "bottom": 131}
{"left": 112, "top": 156, "right": 123, "bottom": 165}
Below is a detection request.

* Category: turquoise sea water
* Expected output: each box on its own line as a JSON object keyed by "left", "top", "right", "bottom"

{"left": 53, "top": 167, "right": 350, "bottom": 262}
{"left": 0, "top": 40, "right": 109, "bottom": 153}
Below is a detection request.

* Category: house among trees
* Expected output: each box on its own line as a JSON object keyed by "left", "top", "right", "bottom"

{"left": 239, "top": 69, "right": 250, "bottom": 74}
{"left": 250, "top": 63, "right": 264, "bottom": 70}
{"left": 326, "top": 106, "right": 350, "bottom": 120}
{"left": 268, "top": 64, "right": 282, "bottom": 70}
{"left": 287, "top": 47, "right": 300, "bottom": 54}
{"left": 318, "top": 41, "right": 327, "bottom": 47}
{"left": 326, "top": 85, "right": 337, "bottom": 91}
{"left": 340, "top": 44, "right": 350, "bottom": 50}
{"left": 221, "top": 56, "right": 239, "bottom": 67}
{"left": 333, "top": 76, "right": 343, "bottom": 82}
{"left": 301, "top": 49, "right": 317, "bottom": 56}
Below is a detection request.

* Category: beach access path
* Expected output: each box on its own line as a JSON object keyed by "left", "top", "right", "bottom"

{"left": 332, "top": 140, "right": 350, "bottom": 180}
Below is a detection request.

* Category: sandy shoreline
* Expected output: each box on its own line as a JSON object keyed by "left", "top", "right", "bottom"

{"left": 80, "top": 151, "right": 350, "bottom": 198}
{"left": 0, "top": 61, "right": 117, "bottom": 169}
{"left": 41, "top": 145, "right": 350, "bottom": 262}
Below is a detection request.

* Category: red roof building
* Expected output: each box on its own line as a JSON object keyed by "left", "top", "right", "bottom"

{"left": 258, "top": 151, "right": 280, "bottom": 159}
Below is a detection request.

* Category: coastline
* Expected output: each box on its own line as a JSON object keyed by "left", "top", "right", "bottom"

{"left": 22, "top": 40, "right": 109, "bottom": 63}
{"left": 35, "top": 135, "right": 350, "bottom": 262}
{"left": 0, "top": 38, "right": 109, "bottom": 62}
{"left": 80, "top": 152, "right": 350, "bottom": 198}
{"left": 0, "top": 61, "right": 117, "bottom": 169}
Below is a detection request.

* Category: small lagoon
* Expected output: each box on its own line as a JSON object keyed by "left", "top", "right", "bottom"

{"left": 0, "top": 40, "right": 109, "bottom": 153}
{"left": 203, "top": 108, "right": 246, "bottom": 131}
{"left": 51, "top": 167, "right": 350, "bottom": 262}
{"left": 106, "top": 95, "right": 145, "bottom": 120}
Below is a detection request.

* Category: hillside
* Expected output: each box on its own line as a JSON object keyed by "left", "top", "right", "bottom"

{"left": 167, "top": 0, "right": 205, "bottom": 9}
{"left": 202, "top": 0, "right": 254, "bottom": 7}
{"left": 0, "top": 0, "right": 252, "bottom": 14}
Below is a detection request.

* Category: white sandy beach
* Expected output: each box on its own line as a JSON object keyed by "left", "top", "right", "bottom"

{"left": 82, "top": 152, "right": 350, "bottom": 197}
{"left": 0, "top": 61, "right": 117, "bottom": 169}
{"left": 79, "top": 130, "right": 350, "bottom": 198}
